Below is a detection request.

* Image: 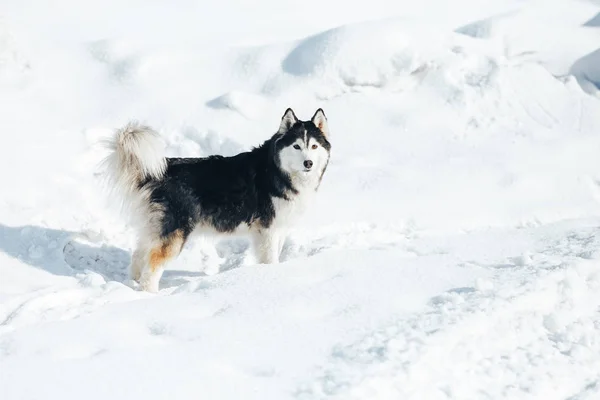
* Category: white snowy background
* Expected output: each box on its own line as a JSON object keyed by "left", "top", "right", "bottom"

{"left": 1, "top": 0, "right": 600, "bottom": 399}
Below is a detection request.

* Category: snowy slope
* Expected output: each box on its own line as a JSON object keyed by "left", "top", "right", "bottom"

{"left": 2, "top": 0, "right": 600, "bottom": 399}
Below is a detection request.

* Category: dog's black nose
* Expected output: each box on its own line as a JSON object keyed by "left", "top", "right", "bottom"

{"left": 304, "top": 160, "right": 313, "bottom": 169}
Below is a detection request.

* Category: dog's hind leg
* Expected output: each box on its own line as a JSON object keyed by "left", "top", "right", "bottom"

{"left": 130, "top": 246, "right": 146, "bottom": 282}
{"left": 138, "top": 229, "right": 185, "bottom": 293}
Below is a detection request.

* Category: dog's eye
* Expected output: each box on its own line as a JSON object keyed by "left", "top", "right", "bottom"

{"left": 293, "top": 144, "right": 301, "bottom": 150}
{"left": 311, "top": 144, "right": 318, "bottom": 149}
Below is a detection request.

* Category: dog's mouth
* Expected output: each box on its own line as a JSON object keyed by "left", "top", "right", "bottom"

{"left": 303, "top": 168, "right": 312, "bottom": 172}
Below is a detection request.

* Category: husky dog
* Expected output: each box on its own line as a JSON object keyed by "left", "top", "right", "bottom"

{"left": 103, "top": 108, "right": 331, "bottom": 292}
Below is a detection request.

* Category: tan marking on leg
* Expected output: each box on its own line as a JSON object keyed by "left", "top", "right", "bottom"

{"left": 148, "top": 230, "right": 184, "bottom": 272}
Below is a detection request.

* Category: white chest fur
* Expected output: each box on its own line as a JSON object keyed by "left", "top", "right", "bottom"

{"left": 271, "top": 170, "right": 320, "bottom": 230}
{"left": 271, "top": 189, "right": 314, "bottom": 229}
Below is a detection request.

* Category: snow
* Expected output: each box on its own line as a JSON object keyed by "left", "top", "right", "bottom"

{"left": 1, "top": 0, "right": 600, "bottom": 399}
{"left": 572, "top": 48, "right": 600, "bottom": 96}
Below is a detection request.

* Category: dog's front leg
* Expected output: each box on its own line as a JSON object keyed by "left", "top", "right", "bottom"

{"left": 252, "top": 229, "right": 282, "bottom": 264}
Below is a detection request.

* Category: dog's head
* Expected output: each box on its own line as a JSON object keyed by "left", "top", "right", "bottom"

{"left": 274, "top": 108, "right": 331, "bottom": 181}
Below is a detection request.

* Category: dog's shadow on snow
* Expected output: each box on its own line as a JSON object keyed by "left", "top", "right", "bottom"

{"left": 0, "top": 223, "right": 132, "bottom": 283}
{"left": 0, "top": 223, "right": 267, "bottom": 289}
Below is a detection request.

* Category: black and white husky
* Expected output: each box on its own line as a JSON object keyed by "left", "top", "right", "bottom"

{"left": 103, "top": 108, "right": 331, "bottom": 292}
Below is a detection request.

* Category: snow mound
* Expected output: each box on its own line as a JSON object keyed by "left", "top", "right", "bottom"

{"left": 206, "top": 91, "right": 270, "bottom": 120}
{"left": 166, "top": 126, "right": 246, "bottom": 159}
{"left": 571, "top": 48, "right": 600, "bottom": 95}
{"left": 282, "top": 19, "right": 446, "bottom": 89}
{"left": 583, "top": 12, "right": 600, "bottom": 26}
{"left": 455, "top": 11, "right": 518, "bottom": 39}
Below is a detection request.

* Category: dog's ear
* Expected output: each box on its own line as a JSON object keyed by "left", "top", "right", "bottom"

{"left": 311, "top": 108, "right": 329, "bottom": 138}
{"left": 278, "top": 108, "right": 298, "bottom": 134}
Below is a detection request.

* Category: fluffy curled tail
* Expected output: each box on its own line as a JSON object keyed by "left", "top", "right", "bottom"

{"left": 102, "top": 121, "right": 167, "bottom": 215}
